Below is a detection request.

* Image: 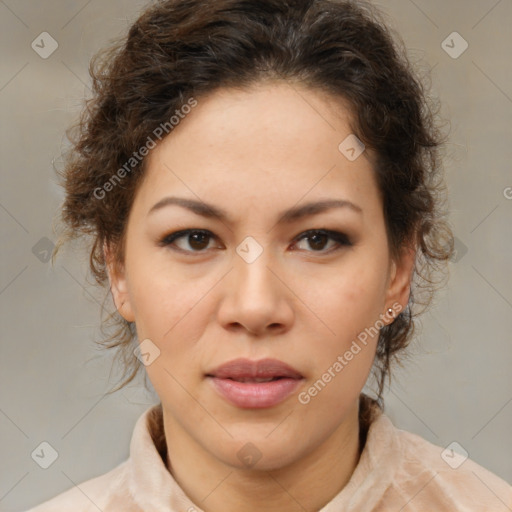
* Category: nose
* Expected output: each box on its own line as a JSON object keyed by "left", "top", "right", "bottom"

{"left": 216, "top": 245, "right": 294, "bottom": 336}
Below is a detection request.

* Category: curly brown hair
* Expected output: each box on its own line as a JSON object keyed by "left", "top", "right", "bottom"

{"left": 52, "top": 0, "right": 453, "bottom": 401}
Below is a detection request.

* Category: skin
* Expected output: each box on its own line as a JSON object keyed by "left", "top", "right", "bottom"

{"left": 106, "top": 81, "right": 415, "bottom": 512}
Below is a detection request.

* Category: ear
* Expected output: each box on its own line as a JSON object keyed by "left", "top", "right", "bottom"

{"left": 385, "top": 241, "right": 416, "bottom": 316}
{"left": 104, "top": 241, "right": 136, "bottom": 323}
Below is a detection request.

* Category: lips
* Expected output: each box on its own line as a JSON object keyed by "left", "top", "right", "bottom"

{"left": 206, "top": 358, "right": 304, "bottom": 409}
{"left": 206, "top": 358, "right": 303, "bottom": 381}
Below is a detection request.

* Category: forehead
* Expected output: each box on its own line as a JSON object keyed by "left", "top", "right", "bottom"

{"left": 161, "top": 81, "right": 357, "bottom": 158}
{"left": 135, "top": 82, "right": 381, "bottom": 220}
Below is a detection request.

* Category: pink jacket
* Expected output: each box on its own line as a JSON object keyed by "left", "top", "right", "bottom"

{"left": 26, "top": 401, "right": 512, "bottom": 511}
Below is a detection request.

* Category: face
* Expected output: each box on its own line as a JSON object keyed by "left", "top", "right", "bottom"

{"left": 107, "top": 82, "right": 414, "bottom": 471}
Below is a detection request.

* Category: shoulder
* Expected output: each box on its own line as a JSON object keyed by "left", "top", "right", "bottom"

{"left": 386, "top": 422, "right": 512, "bottom": 511}
{"left": 23, "top": 404, "right": 169, "bottom": 512}
{"left": 24, "top": 460, "right": 140, "bottom": 512}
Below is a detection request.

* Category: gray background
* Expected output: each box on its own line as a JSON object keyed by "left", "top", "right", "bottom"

{"left": 1, "top": 0, "right": 511, "bottom": 510}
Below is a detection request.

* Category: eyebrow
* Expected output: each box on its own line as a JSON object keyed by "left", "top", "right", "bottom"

{"left": 147, "top": 196, "right": 362, "bottom": 224}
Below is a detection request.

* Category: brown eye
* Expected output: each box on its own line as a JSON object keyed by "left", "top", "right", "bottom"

{"left": 306, "top": 232, "right": 330, "bottom": 251}
{"left": 293, "top": 229, "right": 352, "bottom": 253}
{"left": 186, "top": 231, "right": 211, "bottom": 250}
{"left": 160, "top": 229, "right": 217, "bottom": 253}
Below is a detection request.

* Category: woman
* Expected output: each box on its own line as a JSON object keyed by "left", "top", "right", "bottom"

{"left": 28, "top": 0, "right": 511, "bottom": 510}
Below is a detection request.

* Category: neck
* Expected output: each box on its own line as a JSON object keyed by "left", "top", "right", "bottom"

{"left": 163, "top": 402, "right": 362, "bottom": 512}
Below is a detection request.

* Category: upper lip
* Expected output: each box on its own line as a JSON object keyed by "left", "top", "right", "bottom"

{"left": 207, "top": 358, "right": 303, "bottom": 380}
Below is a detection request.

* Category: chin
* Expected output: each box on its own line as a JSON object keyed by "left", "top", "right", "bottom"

{"left": 210, "top": 431, "right": 308, "bottom": 473}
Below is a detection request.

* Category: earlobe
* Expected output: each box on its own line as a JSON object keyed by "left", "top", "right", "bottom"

{"left": 103, "top": 241, "right": 136, "bottom": 322}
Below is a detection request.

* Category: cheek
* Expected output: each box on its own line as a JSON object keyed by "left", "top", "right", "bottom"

{"left": 296, "top": 270, "right": 384, "bottom": 412}
{"left": 129, "top": 272, "right": 214, "bottom": 409}
{"left": 293, "top": 255, "right": 388, "bottom": 388}
{"left": 124, "top": 249, "right": 214, "bottom": 350}
{"left": 300, "top": 257, "right": 388, "bottom": 337}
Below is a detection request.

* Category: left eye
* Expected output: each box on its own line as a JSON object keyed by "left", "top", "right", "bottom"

{"left": 292, "top": 229, "right": 352, "bottom": 253}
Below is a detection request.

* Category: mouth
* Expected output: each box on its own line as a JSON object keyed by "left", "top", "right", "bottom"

{"left": 220, "top": 376, "right": 286, "bottom": 383}
{"left": 206, "top": 358, "right": 304, "bottom": 409}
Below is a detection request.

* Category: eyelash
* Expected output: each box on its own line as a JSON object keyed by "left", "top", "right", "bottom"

{"left": 158, "top": 228, "right": 352, "bottom": 255}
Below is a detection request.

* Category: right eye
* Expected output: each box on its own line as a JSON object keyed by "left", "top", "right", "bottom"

{"left": 159, "top": 229, "right": 221, "bottom": 254}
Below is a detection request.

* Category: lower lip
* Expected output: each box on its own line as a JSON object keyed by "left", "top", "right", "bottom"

{"left": 208, "top": 377, "right": 303, "bottom": 408}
